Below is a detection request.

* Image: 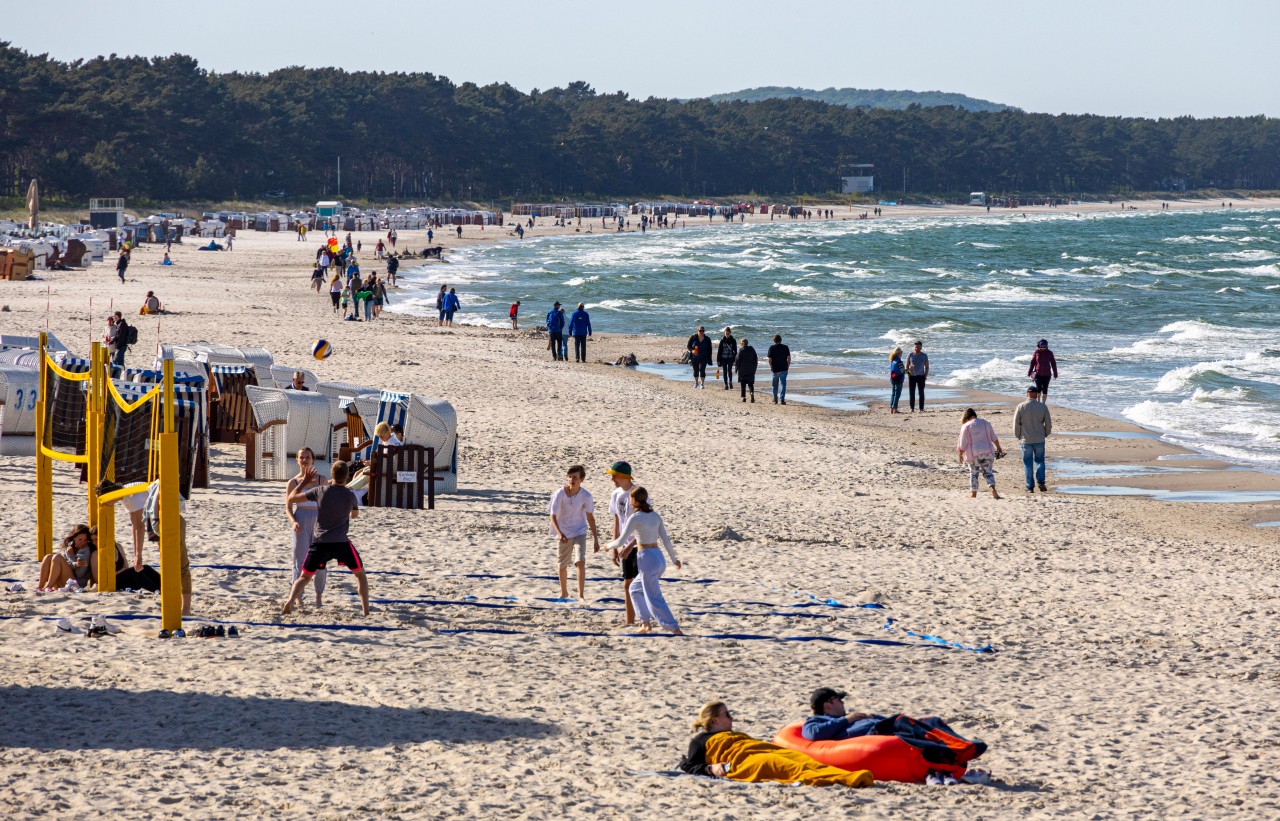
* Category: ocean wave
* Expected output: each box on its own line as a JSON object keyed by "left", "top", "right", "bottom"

{"left": 773, "top": 283, "right": 820, "bottom": 296}
{"left": 1209, "top": 249, "right": 1279, "bottom": 261}
{"left": 562, "top": 275, "right": 600, "bottom": 286}
{"left": 943, "top": 357, "right": 1021, "bottom": 385}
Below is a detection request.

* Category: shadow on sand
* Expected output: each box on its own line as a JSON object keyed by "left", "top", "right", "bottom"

{"left": 1, "top": 685, "right": 560, "bottom": 751}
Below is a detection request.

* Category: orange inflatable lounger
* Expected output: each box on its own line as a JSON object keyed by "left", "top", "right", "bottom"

{"left": 772, "top": 722, "right": 965, "bottom": 784}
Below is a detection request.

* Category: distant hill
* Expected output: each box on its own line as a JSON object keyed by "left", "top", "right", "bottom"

{"left": 703, "top": 86, "right": 1013, "bottom": 113}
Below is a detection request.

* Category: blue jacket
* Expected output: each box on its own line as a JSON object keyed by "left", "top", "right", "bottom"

{"left": 546, "top": 308, "right": 565, "bottom": 333}
{"left": 568, "top": 309, "right": 592, "bottom": 337}
{"left": 444, "top": 292, "right": 460, "bottom": 312}
{"left": 801, "top": 713, "right": 886, "bottom": 742}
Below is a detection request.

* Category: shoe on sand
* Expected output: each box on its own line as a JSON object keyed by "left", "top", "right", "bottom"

{"left": 961, "top": 768, "right": 992, "bottom": 785}
{"left": 942, "top": 773, "right": 961, "bottom": 786}
{"left": 925, "top": 771, "right": 945, "bottom": 786}
{"left": 90, "top": 615, "right": 121, "bottom": 635}
{"left": 173, "top": 628, "right": 186, "bottom": 638}
{"left": 227, "top": 626, "right": 240, "bottom": 638}
{"left": 55, "top": 617, "right": 77, "bottom": 635}
{"left": 158, "top": 629, "right": 171, "bottom": 639}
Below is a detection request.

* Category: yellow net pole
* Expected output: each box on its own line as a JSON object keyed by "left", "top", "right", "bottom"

{"left": 157, "top": 358, "right": 182, "bottom": 631}
{"left": 35, "top": 332, "right": 52, "bottom": 561}
{"left": 92, "top": 343, "right": 116, "bottom": 593}
{"left": 86, "top": 343, "right": 100, "bottom": 531}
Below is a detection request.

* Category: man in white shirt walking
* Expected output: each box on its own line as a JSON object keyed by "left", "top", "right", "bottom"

{"left": 549, "top": 464, "right": 600, "bottom": 601}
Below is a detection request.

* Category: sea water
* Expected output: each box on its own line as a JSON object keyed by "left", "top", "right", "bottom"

{"left": 389, "top": 208, "right": 1280, "bottom": 468}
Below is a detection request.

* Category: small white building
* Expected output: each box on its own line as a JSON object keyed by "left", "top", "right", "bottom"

{"left": 840, "top": 164, "right": 875, "bottom": 195}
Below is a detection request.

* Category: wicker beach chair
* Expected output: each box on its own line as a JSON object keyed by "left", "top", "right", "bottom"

{"left": 269, "top": 365, "right": 318, "bottom": 391}
{"left": 352, "top": 391, "right": 458, "bottom": 494}
{"left": 244, "top": 384, "right": 335, "bottom": 480}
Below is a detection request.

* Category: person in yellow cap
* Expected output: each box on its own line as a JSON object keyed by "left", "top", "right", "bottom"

{"left": 606, "top": 461, "right": 642, "bottom": 625}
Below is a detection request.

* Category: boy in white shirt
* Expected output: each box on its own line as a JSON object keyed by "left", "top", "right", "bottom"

{"left": 548, "top": 464, "right": 599, "bottom": 601}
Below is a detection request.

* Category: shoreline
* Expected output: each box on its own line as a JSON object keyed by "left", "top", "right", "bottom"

{"left": 3, "top": 199, "right": 1280, "bottom": 819}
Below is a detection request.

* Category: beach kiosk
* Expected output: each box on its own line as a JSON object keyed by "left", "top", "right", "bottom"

{"left": 315, "top": 201, "right": 343, "bottom": 233}
{"left": 89, "top": 198, "right": 126, "bottom": 229}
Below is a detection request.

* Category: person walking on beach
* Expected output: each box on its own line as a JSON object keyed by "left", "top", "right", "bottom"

{"left": 1028, "top": 339, "right": 1058, "bottom": 399}
{"left": 607, "top": 461, "right": 642, "bottom": 625}
{"left": 957, "top": 408, "right": 1003, "bottom": 499}
{"left": 906, "top": 341, "right": 930, "bottom": 412}
{"left": 285, "top": 448, "right": 327, "bottom": 607}
{"left": 547, "top": 301, "right": 566, "bottom": 361}
{"left": 436, "top": 285, "right": 448, "bottom": 326}
{"left": 768, "top": 334, "right": 791, "bottom": 405}
{"left": 717, "top": 327, "right": 737, "bottom": 390}
{"left": 888, "top": 347, "right": 906, "bottom": 413}
{"left": 1013, "top": 385, "right": 1052, "bottom": 493}
{"left": 568, "top": 302, "right": 593, "bottom": 362}
{"left": 386, "top": 254, "right": 399, "bottom": 286}
{"left": 115, "top": 249, "right": 129, "bottom": 283}
{"left": 687, "top": 326, "right": 713, "bottom": 388}
{"left": 549, "top": 464, "right": 600, "bottom": 601}
{"left": 283, "top": 460, "right": 370, "bottom": 616}
{"left": 510, "top": 300, "right": 521, "bottom": 330}
{"left": 608, "top": 487, "right": 682, "bottom": 635}
{"left": 736, "top": 338, "right": 758, "bottom": 402}
{"left": 443, "top": 287, "right": 460, "bottom": 326}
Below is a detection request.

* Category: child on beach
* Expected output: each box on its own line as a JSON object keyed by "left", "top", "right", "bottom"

{"left": 549, "top": 465, "right": 600, "bottom": 601}
{"left": 283, "top": 460, "right": 370, "bottom": 615}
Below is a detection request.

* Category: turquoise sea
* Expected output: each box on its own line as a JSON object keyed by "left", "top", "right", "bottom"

{"left": 392, "top": 208, "right": 1280, "bottom": 467}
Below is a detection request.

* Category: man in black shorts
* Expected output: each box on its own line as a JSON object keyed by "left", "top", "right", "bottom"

{"left": 282, "top": 460, "right": 370, "bottom": 615}
{"left": 607, "top": 461, "right": 642, "bottom": 626}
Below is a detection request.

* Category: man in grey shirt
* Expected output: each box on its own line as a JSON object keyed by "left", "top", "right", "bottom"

{"left": 1013, "top": 385, "right": 1052, "bottom": 493}
{"left": 282, "top": 460, "right": 370, "bottom": 614}
{"left": 906, "top": 341, "right": 929, "bottom": 412}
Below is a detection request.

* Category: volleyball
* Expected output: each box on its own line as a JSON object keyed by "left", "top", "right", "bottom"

{"left": 312, "top": 339, "right": 333, "bottom": 360}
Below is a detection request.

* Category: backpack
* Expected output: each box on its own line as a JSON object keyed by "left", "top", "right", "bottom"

{"left": 122, "top": 321, "right": 138, "bottom": 346}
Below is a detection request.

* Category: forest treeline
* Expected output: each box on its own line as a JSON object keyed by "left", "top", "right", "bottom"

{"left": 702, "top": 86, "right": 1010, "bottom": 113}
{"left": 2, "top": 44, "right": 1278, "bottom": 203}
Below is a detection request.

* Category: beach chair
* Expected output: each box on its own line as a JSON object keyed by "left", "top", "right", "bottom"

{"left": 314, "top": 381, "right": 379, "bottom": 458}
{"left": 352, "top": 391, "right": 458, "bottom": 494}
{"left": 0, "top": 364, "right": 39, "bottom": 456}
{"left": 1, "top": 334, "right": 66, "bottom": 354}
{"left": 269, "top": 365, "right": 318, "bottom": 390}
{"left": 209, "top": 364, "right": 258, "bottom": 444}
{"left": 244, "top": 385, "right": 335, "bottom": 481}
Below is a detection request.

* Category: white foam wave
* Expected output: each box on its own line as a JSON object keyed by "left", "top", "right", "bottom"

{"left": 563, "top": 275, "right": 600, "bottom": 286}
{"left": 773, "top": 283, "right": 819, "bottom": 295}
{"left": 1210, "top": 249, "right": 1278, "bottom": 261}
{"left": 943, "top": 357, "right": 1021, "bottom": 386}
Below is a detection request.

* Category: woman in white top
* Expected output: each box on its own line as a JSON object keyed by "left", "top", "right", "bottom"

{"left": 956, "top": 408, "right": 1003, "bottom": 499}
{"left": 607, "top": 487, "right": 683, "bottom": 635}
{"left": 285, "top": 447, "right": 327, "bottom": 605}
{"left": 374, "top": 421, "right": 402, "bottom": 448}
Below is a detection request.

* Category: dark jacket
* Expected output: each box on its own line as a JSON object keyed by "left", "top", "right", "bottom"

{"left": 1028, "top": 348, "right": 1058, "bottom": 378}
{"left": 717, "top": 335, "right": 737, "bottom": 366}
{"left": 687, "top": 334, "right": 713, "bottom": 364}
{"left": 736, "top": 345, "right": 759, "bottom": 381}
{"left": 677, "top": 731, "right": 717, "bottom": 776}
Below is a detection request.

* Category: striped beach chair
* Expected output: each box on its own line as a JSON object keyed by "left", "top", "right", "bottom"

{"left": 0, "top": 364, "right": 39, "bottom": 456}
{"left": 352, "top": 391, "right": 458, "bottom": 494}
{"left": 209, "top": 364, "right": 258, "bottom": 443}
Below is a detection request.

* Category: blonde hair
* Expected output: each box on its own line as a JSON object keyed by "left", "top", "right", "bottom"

{"left": 691, "top": 700, "right": 727, "bottom": 733}
{"left": 890, "top": 346, "right": 903, "bottom": 361}
{"left": 374, "top": 421, "right": 391, "bottom": 438}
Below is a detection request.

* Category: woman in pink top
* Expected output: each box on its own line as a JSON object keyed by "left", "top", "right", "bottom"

{"left": 956, "top": 408, "right": 1003, "bottom": 499}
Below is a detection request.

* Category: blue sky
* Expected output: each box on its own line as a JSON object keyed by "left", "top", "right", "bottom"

{"left": 10, "top": 0, "right": 1277, "bottom": 118}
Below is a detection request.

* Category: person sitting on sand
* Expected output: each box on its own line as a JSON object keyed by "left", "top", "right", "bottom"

{"left": 37, "top": 524, "right": 96, "bottom": 591}
{"left": 160, "top": 253, "right": 173, "bottom": 266}
{"left": 802, "top": 687, "right": 987, "bottom": 784}
{"left": 678, "top": 701, "right": 873, "bottom": 787}
{"left": 283, "top": 460, "right": 370, "bottom": 616}
{"left": 139, "top": 291, "right": 163, "bottom": 315}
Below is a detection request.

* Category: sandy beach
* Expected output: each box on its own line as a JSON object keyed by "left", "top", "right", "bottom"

{"left": 2, "top": 198, "right": 1280, "bottom": 819}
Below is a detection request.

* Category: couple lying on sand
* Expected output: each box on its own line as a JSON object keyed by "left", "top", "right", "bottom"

{"left": 678, "top": 687, "right": 989, "bottom": 787}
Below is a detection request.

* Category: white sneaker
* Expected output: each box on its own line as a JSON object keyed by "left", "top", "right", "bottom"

{"left": 961, "top": 768, "right": 992, "bottom": 785}
{"left": 6, "top": 582, "right": 25, "bottom": 592}
{"left": 54, "top": 617, "right": 77, "bottom": 634}
{"left": 90, "top": 615, "right": 121, "bottom": 635}
{"left": 925, "top": 771, "right": 944, "bottom": 786}
{"left": 942, "top": 773, "right": 961, "bottom": 786}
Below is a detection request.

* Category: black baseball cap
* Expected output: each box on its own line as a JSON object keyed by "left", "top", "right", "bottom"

{"left": 810, "top": 687, "right": 846, "bottom": 714}
{"left": 1026, "top": 385, "right": 1040, "bottom": 394}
